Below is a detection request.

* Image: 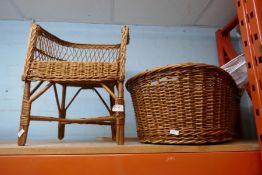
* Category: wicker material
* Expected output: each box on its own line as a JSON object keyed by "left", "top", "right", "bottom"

{"left": 18, "top": 24, "right": 129, "bottom": 146}
{"left": 126, "top": 63, "right": 240, "bottom": 144}
{"left": 22, "top": 24, "right": 126, "bottom": 82}
{"left": 28, "top": 61, "right": 118, "bottom": 81}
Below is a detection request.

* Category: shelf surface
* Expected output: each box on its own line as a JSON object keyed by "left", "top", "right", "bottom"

{"left": 0, "top": 138, "right": 261, "bottom": 175}
{"left": 0, "top": 138, "right": 259, "bottom": 155}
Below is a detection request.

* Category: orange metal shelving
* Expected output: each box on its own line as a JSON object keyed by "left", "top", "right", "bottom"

{"left": 216, "top": 16, "right": 239, "bottom": 66}
{"left": 0, "top": 152, "right": 261, "bottom": 175}
{"left": 236, "top": 0, "right": 262, "bottom": 154}
{"left": 216, "top": 0, "right": 262, "bottom": 156}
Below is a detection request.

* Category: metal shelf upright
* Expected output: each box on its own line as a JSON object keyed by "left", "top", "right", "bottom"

{"left": 217, "top": 0, "right": 262, "bottom": 154}
{"left": 236, "top": 0, "right": 262, "bottom": 155}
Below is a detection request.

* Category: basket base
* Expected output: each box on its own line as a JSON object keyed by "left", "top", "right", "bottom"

{"left": 139, "top": 137, "right": 233, "bottom": 145}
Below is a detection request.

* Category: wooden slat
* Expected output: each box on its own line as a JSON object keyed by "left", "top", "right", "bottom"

{"left": 30, "top": 115, "right": 115, "bottom": 124}
{"left": 30, "top": 81, "right": 43, "bottom": 96}
{"left": 29, "top": 83, "right": 53, "bottom": 103}
{"left": 0, "top": 139, "right": 258, "bottom": 155}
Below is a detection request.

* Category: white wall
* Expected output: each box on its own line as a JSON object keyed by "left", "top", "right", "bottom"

{"left": 0, "top": 20, "right": 256, "bottom": 141}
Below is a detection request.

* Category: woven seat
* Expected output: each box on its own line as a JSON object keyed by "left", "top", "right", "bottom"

{"left": 18, "top": 24, "right": 129, "bottom": 145}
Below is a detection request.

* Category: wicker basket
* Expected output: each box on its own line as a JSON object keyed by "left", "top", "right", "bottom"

{"left": 126, "top": 63, "right": 240, "bottom": 144}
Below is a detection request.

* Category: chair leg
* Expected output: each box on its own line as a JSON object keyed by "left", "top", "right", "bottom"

{"left": 116, "top": 112, "right": 125, "bottom": 145}
{"left": 18, "top": 81, "right": 31, "bottom": 146}
{"left": 58, "top": 85, "right": 67, "bottom": 140}
{"left": 109, "top": 86, "right": 116, "bottom": 141}
{"left": 116, "top": 81, "right": 125, "bottom": 145}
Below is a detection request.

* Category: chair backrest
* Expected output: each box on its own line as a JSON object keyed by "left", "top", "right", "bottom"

{"left": 22, "top": 24, "right": 129, "bottom": 81}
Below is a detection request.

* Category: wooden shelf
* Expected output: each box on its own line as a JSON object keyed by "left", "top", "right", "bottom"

{"left": 0, "top": 138, "right": 261, "bottom": 175}
{"left": 0, "top": 138, "right": 259, "bottom": 155}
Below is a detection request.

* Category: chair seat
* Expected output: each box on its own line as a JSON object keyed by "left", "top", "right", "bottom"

{"left": 57, "top": 80, "right": 116, "bottom": 88}
{"left": 26, "top": 61, "right": 119, "bottom": 82}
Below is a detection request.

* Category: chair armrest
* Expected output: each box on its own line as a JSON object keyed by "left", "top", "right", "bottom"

{"left": 118, "top": 25, "right": 129, "bottom": 81}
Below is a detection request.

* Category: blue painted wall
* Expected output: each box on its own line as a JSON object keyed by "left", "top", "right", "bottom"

{"left": 0, "top": 20, "right": 256, "bottom": 141}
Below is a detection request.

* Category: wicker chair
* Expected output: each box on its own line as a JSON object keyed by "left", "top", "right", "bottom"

{"left": 18, "top": 24, "right": 129, "bottom": 146}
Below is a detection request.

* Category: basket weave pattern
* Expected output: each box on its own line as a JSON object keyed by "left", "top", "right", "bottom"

{"left": 126, "top": 64, "right": 240, "bottom": 144}
{"left": 28, "top": 61, "right": 118, "bottom": 81}
{"left": 23, "top": 25, "right": 124, "bottom": 82}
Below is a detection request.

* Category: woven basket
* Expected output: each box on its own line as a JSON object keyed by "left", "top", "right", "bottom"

{"left": 126, "top": 63, "right": 240, "bottom": 144}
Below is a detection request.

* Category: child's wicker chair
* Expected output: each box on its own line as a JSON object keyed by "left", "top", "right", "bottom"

{"left": 18, "top": 24, "right": 129, "bottom": 146}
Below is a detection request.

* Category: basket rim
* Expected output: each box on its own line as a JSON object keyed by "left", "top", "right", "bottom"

{"left": 125, "top": 63, "right": 237, "bottom": 91}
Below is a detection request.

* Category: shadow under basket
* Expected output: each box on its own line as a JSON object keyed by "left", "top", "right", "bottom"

{"left": 126, "top": 63, "right": 241, "bottom": 144}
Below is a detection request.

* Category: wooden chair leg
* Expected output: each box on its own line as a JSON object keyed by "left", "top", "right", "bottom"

{"left": 116, "top": 112, "right": 125, "bottom": 145}
{"left": 111, "top": 125, "right": 117, "bottom": 141}
{"left": 18, "top": 81, "right": 31, "bottom": 146}
{"left": 109, "top": 86, "right": 116, "bottom": 141}
{"left": 58, "top": 85, "right": 67, "bottom": 140}
{"left": 116, "top": 82, "right": 125, "bottom": 145}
